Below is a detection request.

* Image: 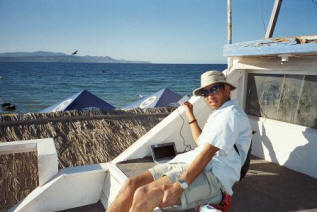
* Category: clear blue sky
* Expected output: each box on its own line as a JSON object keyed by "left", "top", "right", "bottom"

{"left": 0, "top": 0, "right": 316, "bottom": 63}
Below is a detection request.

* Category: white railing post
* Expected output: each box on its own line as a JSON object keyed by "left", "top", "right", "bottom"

{"left": 0, "top": 138, "right": 58, "bottom": 186}
{"left": 37, "top": 138, "right": 58, "bottom": 185}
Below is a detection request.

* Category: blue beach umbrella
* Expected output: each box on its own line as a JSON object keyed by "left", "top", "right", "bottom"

{"left": 177, "top": 94, "right": 192, "bottom": 106}
{"left": 40, "top": 90, "right": 114, "bottom": 112}
{"left": 121, "top": 88, "right": 182, "bottom": 110}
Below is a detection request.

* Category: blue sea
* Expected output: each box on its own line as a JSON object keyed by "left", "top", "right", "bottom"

{"left": 0, "top": 62, "right": 226, "bottom": 113}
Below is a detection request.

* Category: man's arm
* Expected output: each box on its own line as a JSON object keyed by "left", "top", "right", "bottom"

{"left": 161, "top": 143, "right": 219, "bottom": 207}
{"left": 179, "top": 143, "right": 219, "bottom": 185}
{"left": 183, "top": 102, "right": 201, "bottom": 145}
{"left": 160, "top": 102, "right": 218, "bottom": 207}
{"left": 182, "top": 101, "right": 219, "bottom": 184}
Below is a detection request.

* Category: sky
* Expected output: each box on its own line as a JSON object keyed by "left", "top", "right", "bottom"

{"left": 0, "top": 0, "right": 316, "bottom": 64}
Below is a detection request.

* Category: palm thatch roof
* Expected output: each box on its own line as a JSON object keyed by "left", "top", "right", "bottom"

{"left": 0, "top": 107, "right": 174, "bottom": 211}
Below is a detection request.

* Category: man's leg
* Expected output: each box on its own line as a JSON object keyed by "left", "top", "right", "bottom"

{"left": 129, "top": 176, "right": 181, "bottom": 212}
{"left": 106, "top": 171, "right": 154, "bottom": 212}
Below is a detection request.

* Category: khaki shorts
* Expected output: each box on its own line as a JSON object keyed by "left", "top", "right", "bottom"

{"left": 148, "top": 163, "right": 222, "bottom": 211}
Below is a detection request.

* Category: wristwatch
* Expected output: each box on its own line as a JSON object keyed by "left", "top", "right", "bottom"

{"left": 177, "top": 179, "right": 189, "bottom": 190}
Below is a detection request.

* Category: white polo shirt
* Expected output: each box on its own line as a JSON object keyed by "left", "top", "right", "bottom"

{"left": 169, "top": 100, "right": 252, "bottom": 195}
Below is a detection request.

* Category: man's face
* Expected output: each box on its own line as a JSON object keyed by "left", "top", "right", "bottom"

{"left": 203, "top": 84, "right": 231, "bottom": 110}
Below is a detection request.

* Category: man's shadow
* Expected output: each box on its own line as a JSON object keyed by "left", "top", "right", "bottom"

{"left": 231, "top": 119, "right": 317, "bottom": 212}
{"left": 284, "top": 118, "right": 317, "bottom": 178}
{"left": 252, "top": 119, "right": 278, "bottom": 163}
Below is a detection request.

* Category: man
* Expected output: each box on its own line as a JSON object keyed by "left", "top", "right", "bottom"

{"left": 107, "top": 71, "right": 252, "bottom": 212}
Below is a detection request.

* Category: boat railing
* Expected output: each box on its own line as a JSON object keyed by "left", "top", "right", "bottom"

{"left": 1, "top": 138, "right": 111, "bottom": 211}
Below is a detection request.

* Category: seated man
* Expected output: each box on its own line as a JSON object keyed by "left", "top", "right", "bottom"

{"left": 107, "top": 71, "right": 252, "bottom": 212}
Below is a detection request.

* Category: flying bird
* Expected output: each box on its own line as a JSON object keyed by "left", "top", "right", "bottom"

{"left": 72, "top": 50, "right": 79, "bottom": 55}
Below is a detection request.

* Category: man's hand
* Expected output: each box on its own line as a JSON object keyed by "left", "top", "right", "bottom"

{"left": 183, "top": 101, "right": 194, "bottom": 120}
{"left": 159, "top": 182, "right": 183, "bottom": 208}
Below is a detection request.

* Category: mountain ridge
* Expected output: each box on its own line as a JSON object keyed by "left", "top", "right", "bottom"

{"left": 0, "top": 51, "right": 149, "bottom": 63}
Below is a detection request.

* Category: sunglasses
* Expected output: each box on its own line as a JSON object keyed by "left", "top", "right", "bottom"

{"left": 199, "top": 84, "right": 224, "bottom": 97}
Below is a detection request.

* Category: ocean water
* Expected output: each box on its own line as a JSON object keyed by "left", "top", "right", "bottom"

{"left": 0, "top": 62, "right": 226, "bottom": 113}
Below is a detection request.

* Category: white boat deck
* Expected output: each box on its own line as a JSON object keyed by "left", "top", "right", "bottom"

{"left": 118, "top": 156, "right": 317, "bottom": 212}
{"left": 231, "top": 156, "right": 317, "bottom": 212}
{"left": 55, "top": 155, "right": 317, "bottom": 212}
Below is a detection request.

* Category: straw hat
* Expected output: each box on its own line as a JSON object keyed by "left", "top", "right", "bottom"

{"left": 193, "top": 70, "right": 236, "bottom": 96}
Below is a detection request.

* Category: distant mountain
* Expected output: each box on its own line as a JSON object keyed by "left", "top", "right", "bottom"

{"left": 0, "top": 51, "right": 67, "bottom": 57}
{"left": 0, "top": 51, "right": 149, "bottom": 63}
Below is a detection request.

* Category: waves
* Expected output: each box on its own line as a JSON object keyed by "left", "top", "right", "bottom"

{"left": 0, "top": 62, "right": 226, "bottom": 113}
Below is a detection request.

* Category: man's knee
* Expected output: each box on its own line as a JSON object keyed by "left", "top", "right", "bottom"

{"left": 133, "top": 185, "right": 163, "bottom": 210}
{"left": 122, "top": 171, "right": 154, "bottom": 191}
{"left": 134, "top": 185, "right": 148, "bottom": 199}
{"left": 122, "top": 177, "right": 141, "bottom": 191}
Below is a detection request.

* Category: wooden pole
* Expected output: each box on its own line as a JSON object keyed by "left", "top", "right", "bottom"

{"left": 265, "top": 0, "right": 283, "bottom": 38}
{"left": 227, "top": 0, "right": 232, "bottom": 44}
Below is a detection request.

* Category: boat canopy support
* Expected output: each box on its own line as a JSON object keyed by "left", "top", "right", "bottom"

{"left": 265, "top": 0, "right": 283, "bottom": 38}
{"left": 227, "top": 0, "right": 232, "bottom": 44}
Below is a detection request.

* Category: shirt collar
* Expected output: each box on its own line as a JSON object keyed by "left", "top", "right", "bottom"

{"left": 217, "top": 99, "right": 236, "bottom": 111}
